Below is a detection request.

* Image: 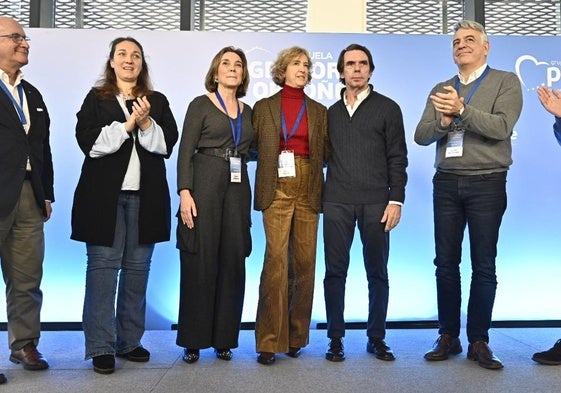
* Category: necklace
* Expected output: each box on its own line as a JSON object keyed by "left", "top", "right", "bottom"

{"left": 120, "top": 87, "right": 134, "bottom": 100}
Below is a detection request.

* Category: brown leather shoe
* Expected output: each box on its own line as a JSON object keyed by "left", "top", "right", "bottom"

{"left": 467, "top": 341, "right": 504, "bottom": 369}
{"left": 9, "top": 343, "right": 49, "bottom": 370}
{"left": 0, "top": 372, "right": 6, "bottom": 384}
{"left": 424, "top": 334, "right": 462, "bottom": 361}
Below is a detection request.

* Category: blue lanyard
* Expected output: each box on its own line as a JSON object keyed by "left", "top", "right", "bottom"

{"left": 453, "top": 66, "right": 490, "bottom": 125}
{"left": 215, "top": 91, "right": 242, "bottom": 152}
{"left": 281, "top": 99, "right": 307, "bottom": 148}
{"left": 0, "top": 81, "right": 27, "bottom": 125}
{"left": 454, "top": 66, "right": 490, "bottom": 105}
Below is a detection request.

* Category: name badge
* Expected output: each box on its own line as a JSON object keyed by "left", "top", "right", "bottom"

{"left": 230, "top": 156, "right": 242, "bottom": 183}
{"left": 278, "top": 150, "right": 296, "bottom": 178}
{"left": 445, "top": 127, "right": 465, "bottom": 158}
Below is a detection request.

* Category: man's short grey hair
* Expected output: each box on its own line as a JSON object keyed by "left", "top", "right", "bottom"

{"left": 453, "top": 20, "right": 489, "bottom": 43}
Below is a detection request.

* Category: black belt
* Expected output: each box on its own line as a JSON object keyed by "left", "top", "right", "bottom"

{"left": 197, "top": 147, "right": 244, "bottom": 162}
{"left": 24, "top": 171, "right": 32, "bottom": 180}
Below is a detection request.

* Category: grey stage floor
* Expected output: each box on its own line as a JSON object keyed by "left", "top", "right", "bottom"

{"left": 1, "top": 327, "right": 561, "bottom": 392}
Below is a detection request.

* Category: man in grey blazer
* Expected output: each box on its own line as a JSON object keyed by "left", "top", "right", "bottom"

{"left": 0, "top": 16, "right": 54, "bottom": 379}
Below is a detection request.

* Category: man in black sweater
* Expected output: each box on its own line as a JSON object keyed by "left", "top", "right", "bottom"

{"left": 323, "top": 43, "right": 408, "bottom": 362}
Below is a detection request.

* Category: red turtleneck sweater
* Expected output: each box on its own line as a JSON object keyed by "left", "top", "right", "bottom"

{"left": 279, "top": 85, "right": 309, "bottom": 157}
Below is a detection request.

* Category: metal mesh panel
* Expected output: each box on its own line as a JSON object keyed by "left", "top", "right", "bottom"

{"left": 1, "top": 1, "right": 561, "bottom": 34}
{"left": 47, "top": 0, "right": 180, "bottom": 30}
{"left": 54, "top": 0, "right": 77, "bottom": 28}
{"left": 196, "top": 0, "right": 307, "bottom": 32}
{"left": 79, "top": 0, "right": 180, "bottom": 30}
{"left": 49, "top": 0, "right": 306, "bottom": 31}
{"left": 485, "top": 1, "right": 561, "bottom": 35}
{"left": 366, "top": 0, "right": 463, "bottom": 34}
{"left": 2, "top": 0, "right": 30, "bottom": 26}
{"left": 366, "top": 0, "right": 561, "bottom": 35}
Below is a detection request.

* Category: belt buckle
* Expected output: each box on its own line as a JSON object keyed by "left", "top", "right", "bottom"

{"left": 224, "top": 148, "right": 237, "bottom": 161}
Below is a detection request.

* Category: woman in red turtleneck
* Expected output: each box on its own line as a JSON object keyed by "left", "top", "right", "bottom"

{"left": 252, "top": 46, "right": 328, "bottom": 365}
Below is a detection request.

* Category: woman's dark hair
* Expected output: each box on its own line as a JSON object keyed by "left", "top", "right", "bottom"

{"left": 204, "top": 46, "right": 250, "bottom": 98}
{"left": 94, "top": 37, "right": 153, "bottom": 99}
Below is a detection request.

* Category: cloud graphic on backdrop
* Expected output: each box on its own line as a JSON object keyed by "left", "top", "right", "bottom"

{"left": 515, "top": 55, "right": 553, "bottom": 92}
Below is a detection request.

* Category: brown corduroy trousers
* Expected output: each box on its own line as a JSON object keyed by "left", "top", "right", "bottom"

{"left": 255, "top": 158, "right": 319, "bottom": 353}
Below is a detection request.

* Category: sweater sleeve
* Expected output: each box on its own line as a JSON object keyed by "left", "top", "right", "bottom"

{"left": 385, "top": 100, "right": 408, "bottom": 203}
{"left": 554, "top": 117, "right": 561, "bottom": 146}
{"left": 177, "top": 97, "right": 204, "bottom": 192}
{"left": 414, "top": 83, "right": 452, "bottom": 146}
{"left": 459, "top": 71, "right": 522, "bottom": 141}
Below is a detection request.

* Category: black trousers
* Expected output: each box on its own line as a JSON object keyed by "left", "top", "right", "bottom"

{"left": 176, "top": 154, "right": 251, "bottom": 349}
{"left": 323, "top": 201, "right": 389, "bottom": 339}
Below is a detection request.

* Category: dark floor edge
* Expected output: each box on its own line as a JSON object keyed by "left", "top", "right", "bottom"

{"left": 2, "top": 320, "right": 561, "bottom": 331}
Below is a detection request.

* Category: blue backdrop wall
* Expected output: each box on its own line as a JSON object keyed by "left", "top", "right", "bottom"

{"left": 3, "top": 29, "right": 560, "bottom": 329}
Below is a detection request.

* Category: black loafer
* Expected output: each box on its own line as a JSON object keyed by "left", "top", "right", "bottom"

{"left": 0, "top": 372, "right": 6, "bottom": 384}
{"left": 532, "top": 339, "right": 561, "bottom": 365}
{"left": 215, "top": 348, "right": 233, "bottom": 361}
{"left": 92, "top": 354, "right": 115, "bottom": 374}
{"left": 182, "top": 348, "right": 200, "bottom": 364}
{"left": 117, "top": 346, "right": 150, "bottom": 362}
{"left": 257, "top": 352, "right": 275, "bottom": 365}
{"left": 286, "top": 347, "right": 301, "bottom": 358}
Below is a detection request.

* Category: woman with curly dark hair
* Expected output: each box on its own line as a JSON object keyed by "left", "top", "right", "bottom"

{"left": 72, "top": 37, "right": 178, "bottom": 374}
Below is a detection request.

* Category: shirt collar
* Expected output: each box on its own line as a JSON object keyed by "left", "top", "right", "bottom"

{"left": 343, "top": 84, "right": 371, "bottom": 107}
{"left": 458, "top": 63, "right": 488, "bottom": 85}
{"left": 0, "top": 68, "right": 24, "bottom": 87}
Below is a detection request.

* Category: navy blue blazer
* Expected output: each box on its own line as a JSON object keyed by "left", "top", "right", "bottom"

{"left": 0, "top": 79, "right": 54, "bottom": 218}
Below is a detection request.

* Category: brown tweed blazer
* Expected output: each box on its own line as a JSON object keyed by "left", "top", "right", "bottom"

{"left": 252, "top": 90, "right": 328, "bottom": 213}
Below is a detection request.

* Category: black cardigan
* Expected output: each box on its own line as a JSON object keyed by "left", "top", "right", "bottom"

{"left": 71, "top": 88, "right": 178, "bottom": 246}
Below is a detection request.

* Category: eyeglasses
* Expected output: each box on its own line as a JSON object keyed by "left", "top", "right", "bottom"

{"left": 0, "top": 33, "right": 31, "bottom": 44}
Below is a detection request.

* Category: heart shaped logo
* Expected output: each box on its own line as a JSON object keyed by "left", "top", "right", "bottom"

{"left": 515, "top": 55, "right": 550, "bottom": 92}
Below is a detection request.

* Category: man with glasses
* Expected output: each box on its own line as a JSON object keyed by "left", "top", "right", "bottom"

{"left": 0, "top": 17, "right": 54, "bottom": 380}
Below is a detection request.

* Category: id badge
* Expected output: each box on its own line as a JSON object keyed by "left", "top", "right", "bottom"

{"left": 445, "top": 127, "right": 465, "bottom": 158}
{"left": 278, "top": 150, "right": 296, "bottom": 178}
{"left": 230, "top": 156, "right": 242, "bottom": 183}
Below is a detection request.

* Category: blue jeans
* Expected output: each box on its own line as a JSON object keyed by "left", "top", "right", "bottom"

{"left": 432, "top": 171, "right": 507, "bottom": 343}
{"left": 82, "top": 192, "right": 154, "bottom": 359}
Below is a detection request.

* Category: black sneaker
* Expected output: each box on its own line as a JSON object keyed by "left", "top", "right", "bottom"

{"left": 532, "top": 339, "right": 561, "bottom": 365}
{"left": 92, "top": 354, "right": 115, "bottom": 374}
{"left": 117, "top": 346, "right": 150, "bottom": 362}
